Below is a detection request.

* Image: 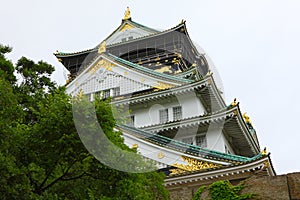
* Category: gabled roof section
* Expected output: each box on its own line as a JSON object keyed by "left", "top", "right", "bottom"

{"left": 54, "top": 19, "right": 159, "bottom": 57}
{"left": 66, "top": 53, "right": 189, "bottom": 95}
{"left": 104, "top": 18, "right": 160, "bottom": 46}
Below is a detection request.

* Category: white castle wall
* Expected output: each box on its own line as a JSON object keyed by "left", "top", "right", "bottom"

{"left": 128, "top": 95, "right": 234, "bottom": 154}
{"left": 131, "top": 94, "right": 206, "bottom": 128}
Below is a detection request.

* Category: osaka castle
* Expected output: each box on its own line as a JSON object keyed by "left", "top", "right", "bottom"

{"left": 55, "top": 7, "right": 275, "bottom": 196}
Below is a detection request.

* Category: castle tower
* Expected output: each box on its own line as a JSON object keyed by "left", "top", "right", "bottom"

{"left": 55, "top": 7, "right": 275, "bottom": 197}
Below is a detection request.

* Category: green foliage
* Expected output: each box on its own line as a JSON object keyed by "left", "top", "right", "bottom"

{"left": 0, "top": 44, "right": 169, "bottom": 199}
{"left": 193, "top": 180, "right": 253, "bottom": 200}
{"left": 192, "top": 186, "right": 207, "bottom": 200}
{"left": 0, "top": 44, "right": 16, "bottom": 84}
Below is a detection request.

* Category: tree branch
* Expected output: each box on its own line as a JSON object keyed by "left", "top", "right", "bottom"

{"left": 37, "top": 158, "right": 78, "bottom": 193}
{"left": 61, "top": 172, "right": 86, "bottom": 181}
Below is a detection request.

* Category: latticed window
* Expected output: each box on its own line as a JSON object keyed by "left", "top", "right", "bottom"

{"left": 196, "top": 134, "right": 207, "bottom": 148}
{"left": 129, "top": 115, "right": 135, "bottom": 127}
{"left": 173, "top": 106, "right": 182, "bottom": 121}
{"left": 182, "top": 137, "right": 193, "bottom": 145}
{"left": 103, "top": 89, "right": 110, "bottom": 99}
{"left": 113, "top": 87, "right": 120, "bottom": 97}
{"left": 159, "top": 109, "right": 168, "bottom": 124}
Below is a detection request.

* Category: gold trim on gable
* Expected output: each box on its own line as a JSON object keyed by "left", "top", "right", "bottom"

{"left": 120, "top": 24, "right": 134, "bottom": 32}
{"left": 154, "top": 82, "right": 175, "bottom": 90}
{"left": 88, "top": 59, "right": 115, "bottom": 75}
{"left": 98, "top": 41, "right": 106, "bottom": 54}
{"left": 170, "top": 156, "right": 221, "bottom": 175}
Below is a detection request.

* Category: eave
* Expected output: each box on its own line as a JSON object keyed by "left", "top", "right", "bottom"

{"left": 118, "top": 124, "right": 259, "bottom": 164}
{"left": 112, "top": 74, "right": 225, "bottom": 112}
{"left": 164, "top": 154, "right": 275, "bottom": 186}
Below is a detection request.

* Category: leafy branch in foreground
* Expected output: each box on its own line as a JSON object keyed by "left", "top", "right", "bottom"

{"left": 193, "top": 180, "right": 253, "bottom": 200}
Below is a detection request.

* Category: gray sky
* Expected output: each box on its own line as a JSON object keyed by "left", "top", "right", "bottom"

{"left": 2, "top": 0, "right": 300, "bottom": 175}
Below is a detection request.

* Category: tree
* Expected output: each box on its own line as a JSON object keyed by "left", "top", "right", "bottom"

{"left": 0, "top": 44, "right": 169, "bottom": 199}
{"left": 0, "top": 44, "right": 16, "bottom": 84}
{"left": 192, "top": 180, "right": 253, "bottom": 200}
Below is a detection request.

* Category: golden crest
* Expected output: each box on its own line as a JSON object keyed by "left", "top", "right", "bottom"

{"left": 157, "top": 152, "right": 165, "bottom": 159}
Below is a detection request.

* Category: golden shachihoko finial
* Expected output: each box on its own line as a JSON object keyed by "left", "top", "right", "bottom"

{"left": 124, "top": 6, "right": 131, "bottom": 20}
{"left": 243, "top": 112, "right": 251, "bottom": 124}
{"left": 261, "top": 147, "right": 267, "bottom": 155}
{"left": 231, "top": 98, "right": 237, "bottom": 107}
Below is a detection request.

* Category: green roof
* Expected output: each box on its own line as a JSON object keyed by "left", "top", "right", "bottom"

{"left": 107, "top": 53, "right": 193, "bottom": 84}
{"left": 117, "top": 124, "right": 262, "bottom": 163}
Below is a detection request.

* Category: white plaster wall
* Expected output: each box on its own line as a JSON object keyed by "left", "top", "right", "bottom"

{"left": 132, "top": 94, "right": 206, "bottom": 128}
{"left": 70, "top": 72, "right": 151, "bottom": 97}
{"left": 132, "top": 101, "right": 178, "bottom": 127}
{"left": 106, "top": 28, "right": 152, "bottom": 45}
{"left": 206, "top": 127, "right": 225, "bottom": 152}
{"left": 177, "top": 94, "right": 206, "bottom": 119}
{"left": 173, "top": 127, "right": 232, "bottom": 154}
{"left": 223, "top": 135, "right": 235, "bottom": 154}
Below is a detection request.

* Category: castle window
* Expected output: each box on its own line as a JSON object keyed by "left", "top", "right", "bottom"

{"left": 129, "top": 115, "right": 135, "bottom": 127}
{"left": 182, "top": 137, "right": 193, "bottom": 145}
{"left": 103, "top": 89, "right": 110, "bottom": 99}
{"left": 196, "top": 134, "right": 207, "bottom": 148}
{"left": 173, "top": 106, "right": 182, "bottom": 121}
{"left": 113, "top": 87, "right": 120, "bottom": 97}
{"left": 225, "top": 145, "right": 231, "bottom": 154}
{"left": 159, "top": 109, "right": 168, "bottom": 124}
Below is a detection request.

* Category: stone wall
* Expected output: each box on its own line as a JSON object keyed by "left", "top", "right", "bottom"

{"left": 167, "top": 172, "right": 300, "bottom": 200}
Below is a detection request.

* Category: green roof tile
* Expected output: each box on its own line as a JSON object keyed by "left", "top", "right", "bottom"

{"left": 107, "top": 53, "right": 193, "bottom": 84}
{"left": 117, "top": 124, "right": 262, "bottom": 163}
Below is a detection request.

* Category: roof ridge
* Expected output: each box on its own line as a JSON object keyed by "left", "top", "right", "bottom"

{"left": 55, "top": 21, "right": 185, "bottom": 57}
{"left": 128, "top": 20, "right": 160, "bottom": 33}
{"left": 106, "top": 22, "right": 185, "bottom": 48}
